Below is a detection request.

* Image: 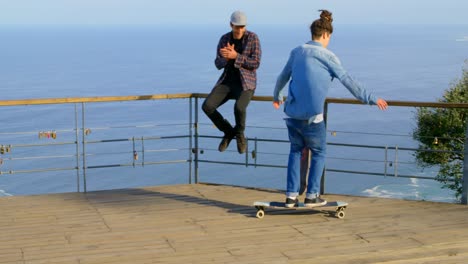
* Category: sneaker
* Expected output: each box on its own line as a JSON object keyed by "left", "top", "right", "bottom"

{"left": 304, "top": 197, "right": 327, "bottom": 207}
{"left": 236, "top": 133, "right": 247, "bottom": 154}
{"left": 285, "top": 197, "right": 298, "bottom": 208}
{"left": 218, "top": 132, "right": 234, "bottom": 152}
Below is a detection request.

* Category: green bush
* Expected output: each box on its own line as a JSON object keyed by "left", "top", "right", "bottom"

{"left": 413, "top": 62, "right": 467, "bottom": 200}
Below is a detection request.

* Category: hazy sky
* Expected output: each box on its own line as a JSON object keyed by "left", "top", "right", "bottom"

{"left": 0, "top": 0, "right": 467, "bottom": 26}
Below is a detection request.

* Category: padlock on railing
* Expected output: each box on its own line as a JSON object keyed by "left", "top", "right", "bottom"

{"left": 0, "top": 145, "right": 9, "bottom": 155}
{"left": 38, "top": 131, "right": 57, "bottom": 139}
{"left": 133, "top": 151, "right": 138, "bottom": 160}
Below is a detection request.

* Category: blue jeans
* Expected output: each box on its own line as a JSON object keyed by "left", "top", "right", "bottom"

{"left": 285, "top": 118, "right": 326, "bottom": 198}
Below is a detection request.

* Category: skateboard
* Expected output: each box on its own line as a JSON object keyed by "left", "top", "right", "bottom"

{"left": 253, "top": 201, "right": 348, "bottom": 219}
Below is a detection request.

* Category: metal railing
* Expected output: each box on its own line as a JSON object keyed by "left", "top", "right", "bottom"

{"left": 0, "top": 93, "right": 467, "bottom": 203}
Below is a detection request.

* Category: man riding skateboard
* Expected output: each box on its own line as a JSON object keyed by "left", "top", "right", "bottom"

{"left": 273, "top": 10, "right": 388, "bottom": 208}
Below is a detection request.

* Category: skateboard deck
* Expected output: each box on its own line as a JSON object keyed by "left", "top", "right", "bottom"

{"left": 253, "top": 201, "right": 348, "bottom": 219}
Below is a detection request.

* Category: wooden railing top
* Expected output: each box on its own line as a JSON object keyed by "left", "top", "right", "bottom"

{"left": 0, "top": 93, "right": 467, "bottom": 108}
{"left": 0, "top": 93, "right": 194, "bottom": 106}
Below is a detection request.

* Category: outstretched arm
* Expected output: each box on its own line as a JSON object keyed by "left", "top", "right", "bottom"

{"left": 327, "top": 54, "right": 387, "bottom": 110}
{"left": 339, "top": 74, "right": 377, "bottom": 105}
{"left": 340, "top": 75, "right": 388, "bottom": 110}
{"left": 273, "top": 50, "right": 294, "bottom": 108}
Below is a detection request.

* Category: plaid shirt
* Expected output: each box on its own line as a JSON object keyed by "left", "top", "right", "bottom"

{"left": 214, "top": 30, "right": 262, "bottom": 91}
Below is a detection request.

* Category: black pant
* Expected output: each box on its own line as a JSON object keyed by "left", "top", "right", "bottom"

{"left": 202, "top": 84, "right": 254, "bottom": 136}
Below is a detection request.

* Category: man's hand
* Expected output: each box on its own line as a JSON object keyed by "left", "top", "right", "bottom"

{"left": 220, "top": 43, "right": 238, "bottom": 60}
{"left": 376, "top": 98, "right": 388, "bottom": 110}
{"left": 273, "top": 101, "right": 283, "bottom": 109}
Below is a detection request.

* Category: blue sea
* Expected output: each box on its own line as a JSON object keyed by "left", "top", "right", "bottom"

{"left": 0, "top": 24, "right": 467, "bottom": 202}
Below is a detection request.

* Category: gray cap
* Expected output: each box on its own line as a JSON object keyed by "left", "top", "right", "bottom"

{"left": 230, "top": 11, "right": 247, "bottom": 26}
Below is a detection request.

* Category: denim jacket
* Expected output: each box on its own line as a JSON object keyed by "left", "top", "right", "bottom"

{"left": 273, "top": 41, "right": 377, "bottom": 121}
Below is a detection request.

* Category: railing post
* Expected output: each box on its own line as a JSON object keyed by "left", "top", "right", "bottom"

{"left": 74, "top": 104, "right": 80, "bottom": 192}
{"left": 81, "top": 103, "right": 87, "bottom": 193}
{"left": 462, "top": 120, "right": 468, "bottom": 205}
{"left": 188, "top": 97, "right": 193, "bottom": 184}
{"left": 320, "top": 102, "right": 328, "bottom": 195}
{"left": 132, "top": 137, "right": 136, "bottom": 168}
{"left": 245, "top": 137, "right": 249, "bottom": 167}
{"left": 141, "top": 136, "right": 145, "bottom": 167}
{"left": 384, "top": 146, "right": 388, "bottom": 177}
{"left": 394, "top": 145, "right": 399, "bottom": 177}
{"left": 194, "top": 97, "right": 199, "bottom": 184}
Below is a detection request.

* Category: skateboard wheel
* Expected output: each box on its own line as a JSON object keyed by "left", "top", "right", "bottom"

{"left": 336, "top": 210, "right": 345, "bottom": 219}
{"left": 256, "top": 210, "right": 265, "bottom": 219}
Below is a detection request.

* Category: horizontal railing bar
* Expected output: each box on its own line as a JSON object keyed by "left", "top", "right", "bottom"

{"left": 143, "top": 135, "right": 189, "bottom": 140}
{"left": 327, "top": 157, "right": 391, "bottom": 163}
{"left": 87, "top": 123, "right": 188, "bottom": 131}
{"left": 0, "top": 124, "right": 188, "bottom": 136}
{"left": 198, "top": 135, "right": 290, "bottom": 144}
{"left": 328, "top": 130, "right": 465, "bottom": 141}
{"left": 197, "top": 148, "right": 289, "bottom": 157}
{"left": 198, "top": 160, "right": 287, "bottom": 169}
{"left": 254, "top": 151, "right": 288, "bottom": 156}
{"left": 197, "top": 148, "right": 425, "bottom": 164}
{"left": 327, "top": 156, "right": 419, "bottom": 165}
{"left": 86, "top": 160, "right": 188, "bottom": 169}
{"left": 1, "top": 93, "right": 467, "bottom": 109}
{"left": 331, "top": 142, "right": 459, "bottom": 153}
{"left": 328, "top": 142, "right": 386, "bottom": 150}
{"left": 329, "top": 142, "right": 424, "bottom": 150}
{"left": 11, "top": 142, "right": 77, "bottom": 148}
{"left": 326, "top": 168, "right": 441, "bottom": 181}
{"left": 144, "top": 149, "right": 183, "bottom": 153}
{"left": 84, "top": 148, "right": 183, "bottom": 156}
{"left": 5, "top": 154, "right": 76, "bottom": 161}
{"left": 86, "top": 139, "right": 130, "bottom": 143}
{"left": 328, "top": 130, "right": 412, "bottom": 137}
{"left": 325, "top": 98, "right": 468, "bottom": 108}
{"left": 0, "top": 129, "right": 76, "bottom": 135}
{"left": 328, "top": 142, "right": 463, "bottom": 154}
{"left": 142, "top": 160, "right": 189, "bottom": 165}
{"left": 248, "top": 126, "right": 286, "bottom": 130}
{"left": 84, "top": 135, "right": 189, "bottom": 144}
{"left": 0, "top": 94, "right": 194, "bottom": 106}
{"left": 0, "top": 167, "right": 77, "bottom": 174}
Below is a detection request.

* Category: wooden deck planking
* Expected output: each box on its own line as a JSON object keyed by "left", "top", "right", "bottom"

{"left": 1, "top": 183, "right": 467, "bottom": 263}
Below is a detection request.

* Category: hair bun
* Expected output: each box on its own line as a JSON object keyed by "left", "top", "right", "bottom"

{"left": 319, "top": 9, "right": 333, "bottom": 23}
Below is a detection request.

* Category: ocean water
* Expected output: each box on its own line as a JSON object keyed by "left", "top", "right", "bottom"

{"left": 0, "top": 24, "right": 467, "bottom": 202}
